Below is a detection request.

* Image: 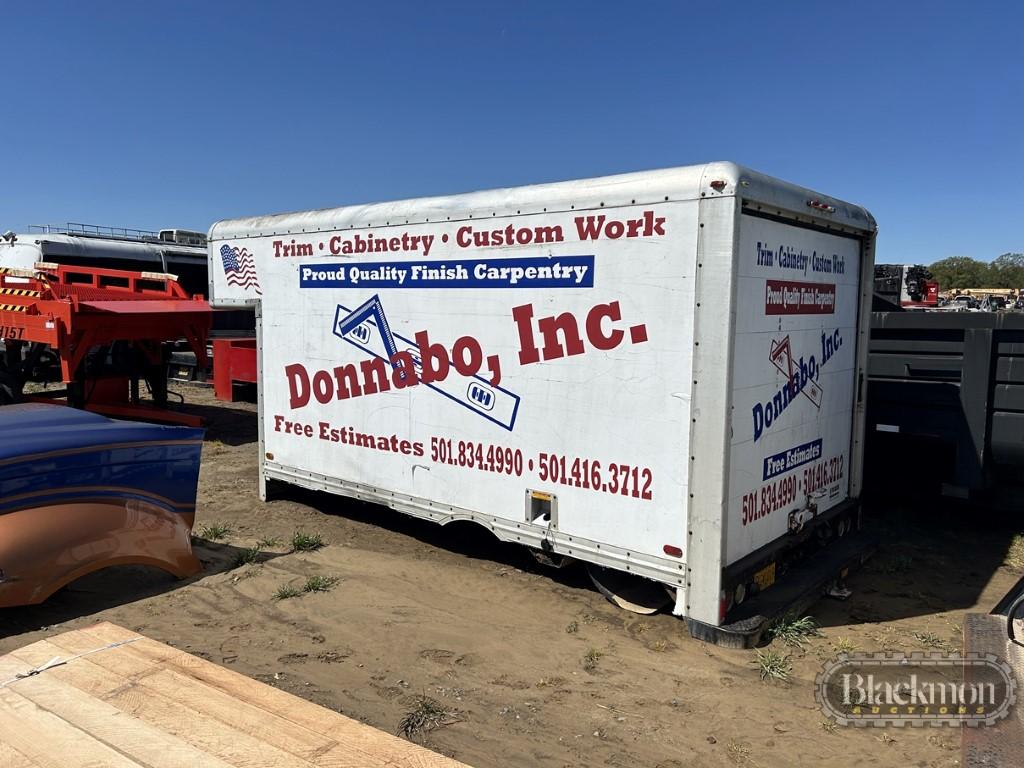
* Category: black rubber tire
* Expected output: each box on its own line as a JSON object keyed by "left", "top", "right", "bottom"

{"left": 587, "top": 564, "right": 672, "bottom": 615}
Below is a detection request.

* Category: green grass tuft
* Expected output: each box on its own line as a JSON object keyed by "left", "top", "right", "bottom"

{"left": 197, "top": 523, "right": 231, "bottom": 541}
{"left": 1006, "top": 534, "right": 1024, "bottom": 570}
{"left": 273, "top": 584, "right": 301, "bottom": 601}
{"left": 582, "top": 647, "right": 603, "bottom": 672}
{"left": 302, "top": 574, "right": 339, "bottom": 593}
{"left": 832, "top": 636, "right": 857, "bottom": 656}
{"left": 233, "top": 545, "right": 263, "bottom": 568}
{"left": 754, "top": 649, "right": 792, "bottom": 682}
{"left": 766, "top": 613, "right": 822, "bottom": 648}
{"left": 912, "top": 630, "right": 953, "bottom": 651}
{"left": 291, "top": 531, "right": 325, "bottom": 552}
{"left": 398, "top": 695, "right": 461, "bottom": 739}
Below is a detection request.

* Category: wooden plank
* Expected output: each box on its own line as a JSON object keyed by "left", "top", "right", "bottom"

{"left": 0, "top": 742, "right": 41, "bottom": 768}
{"left": 36, "top": 627, "right": 390, "bottom": 768}
{"left": 105, "top": 681, "right": 320, "bottom": 768}
{"left": 0, "top": 684, "right": 142, "bottom": 768}
{"left": 3, "top": 639, "right": 136, "bottom": 699}
{"left": 78, "top": 623, "right": 466, "bottom": 768}
{"left": 0, "top": 623, "right": 469, "bottom": 768}
{"left": 0, "top": 654, "right": 37, "bottom": 684}
{"left": 33, "top": 641, "right": 319, "bottom": 768}
{"left": 36, "top": 630, "right": 354, "bottom": 766}
{"left": 30, "top": 629, "right": 337, "bottom": 755}
{"left": 70, "top": 622, "right": 140, "bottom": 644}
{"left": 2, "top": 671, "right": 237, "bottom": 768}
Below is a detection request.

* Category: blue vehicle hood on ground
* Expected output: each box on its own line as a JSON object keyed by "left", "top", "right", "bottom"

{"left": 0, "top": 403, "right": 205, "bottom": 513}
{"left": 0, "top": 403, "right": 203, "bottom": 460}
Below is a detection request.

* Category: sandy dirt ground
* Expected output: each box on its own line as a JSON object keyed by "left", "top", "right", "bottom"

{"left": 2, "top": 385, "right": 1021, "bottom": 767}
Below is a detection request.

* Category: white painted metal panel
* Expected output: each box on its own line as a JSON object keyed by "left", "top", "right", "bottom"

{"left": 725, "top": 215, "right": 863, "bottom": 565}
{"left": 230, "top": 201, "right": 698, "bottom": 570}
{"left": 682, "top": 192, "right": 740, "bottom": 623}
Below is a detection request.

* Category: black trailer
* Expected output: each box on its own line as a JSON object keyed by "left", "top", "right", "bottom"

{"left": 866, "top": 311, "right": 1024, "bottom": 509}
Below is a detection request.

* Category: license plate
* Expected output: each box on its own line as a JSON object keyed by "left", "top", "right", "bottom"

{"left": 753, "top": 562, "right": 776, "bottom": 591}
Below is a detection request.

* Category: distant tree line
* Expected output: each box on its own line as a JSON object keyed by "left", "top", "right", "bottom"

{"left": 928, "top": 253, "right": 1024, "bottom": 290}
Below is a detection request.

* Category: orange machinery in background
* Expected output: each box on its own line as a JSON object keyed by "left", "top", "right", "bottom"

{"left": 0, "top": 262, "right": 211, "bottom": 425}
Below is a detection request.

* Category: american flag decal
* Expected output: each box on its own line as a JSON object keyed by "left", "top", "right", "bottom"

{"left": 220, "top": 244, "right": 262, "bottom": 294}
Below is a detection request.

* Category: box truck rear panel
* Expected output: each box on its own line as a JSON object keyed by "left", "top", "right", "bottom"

{"left": 726, "top": 214, "right": 863, "bottom": 565}
{"left": 208, "top": 163, "right": 876, "bottom": 642}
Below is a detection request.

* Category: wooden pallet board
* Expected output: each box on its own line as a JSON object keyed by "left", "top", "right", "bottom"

{"left": 0, "top": 622, "right": 471, "bottom": 768}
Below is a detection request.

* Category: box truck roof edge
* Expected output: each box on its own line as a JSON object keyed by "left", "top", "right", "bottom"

{"left": 208, "top": 162, "right": 874, "bottom": 250}
{"left": 207, "top": 162, "right": 878, "bottom": 648}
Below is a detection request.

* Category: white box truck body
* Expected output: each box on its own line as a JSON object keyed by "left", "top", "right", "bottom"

{"left": 208, "top": 163, "right": 876, "bottom": 645}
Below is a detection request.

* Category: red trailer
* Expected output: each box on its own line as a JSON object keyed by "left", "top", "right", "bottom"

{"left": 212, "top": 336, "right": 257, "bottom": 401}
{"left": 0, "top": 262, "right": 211, "bottom": 425}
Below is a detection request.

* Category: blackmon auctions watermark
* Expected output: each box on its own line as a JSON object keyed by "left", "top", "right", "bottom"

{"left": 816, "top": 652, "right": 1017, "bottom": 727}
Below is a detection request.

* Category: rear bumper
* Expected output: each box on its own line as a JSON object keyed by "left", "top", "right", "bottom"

{"left": 686, "top": 526, "right": 877, "bottom": 649}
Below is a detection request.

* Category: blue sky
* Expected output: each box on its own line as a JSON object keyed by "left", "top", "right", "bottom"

{"left": 2, "top": 1, "right": 1019, "bottom": 264}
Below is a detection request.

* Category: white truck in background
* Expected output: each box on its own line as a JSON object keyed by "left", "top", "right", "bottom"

{"left": 0, "top": 224, "right": 209, "bottom": 296}
{"left": 208, "top": 162, "right": 877, "bottom": 646}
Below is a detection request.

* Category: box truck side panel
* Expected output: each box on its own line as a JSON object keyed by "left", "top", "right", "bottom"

{"left": 725, "top": 213, "right": 863, "bottom": 565}
{"left": 248, "top": 201, "right": 699, "bottom": 581}
{"left": 208, "top": 163, "right": 877, "bottom": 643}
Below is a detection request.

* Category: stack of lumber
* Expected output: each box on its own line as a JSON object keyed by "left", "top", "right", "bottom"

{"left": 0, "top": 622, "right": 471, "bottom": 768}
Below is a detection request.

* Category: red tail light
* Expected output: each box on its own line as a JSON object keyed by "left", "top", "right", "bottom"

{"left": 806, "top": 199, "right": 836, "bottom": 213}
